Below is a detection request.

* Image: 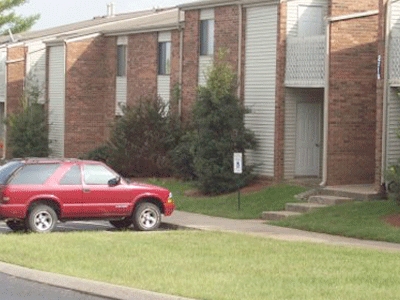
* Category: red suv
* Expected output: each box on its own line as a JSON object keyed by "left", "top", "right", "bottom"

{"left": 0, "top": 159, "right": 175, "bottom": 233}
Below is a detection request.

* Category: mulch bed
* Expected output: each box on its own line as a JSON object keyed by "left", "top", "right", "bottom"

{"left": 383, "top": 214, "right": 400, "bottom": 228}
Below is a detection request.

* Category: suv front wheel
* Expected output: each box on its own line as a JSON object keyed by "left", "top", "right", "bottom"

{"left": 27, "top": 205, "right": 58, "bottom": 233}
{"left": 133, "top": 202, "right": 161, "bottom": 231}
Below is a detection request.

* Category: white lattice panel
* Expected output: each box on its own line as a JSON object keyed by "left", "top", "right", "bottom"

{"left": 390, "top": 36, "right": 400, "bottom": 86}
{"left": 285, "top": 35, "right": 325, "bottom": 87}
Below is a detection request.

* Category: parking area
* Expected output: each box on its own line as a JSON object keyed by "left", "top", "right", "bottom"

{"left": 0, "top": 220, "right": 175, "bottom": 233}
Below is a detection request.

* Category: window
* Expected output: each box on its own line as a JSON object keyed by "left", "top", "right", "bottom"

{"left": 83, "top": 164, "right": 116, "bottom": 185}
{"left": 200, "top": 19, "right": 214, "bottom": 56}
{"left": 0, "top": 161, "right": 23, "bottom": 184}
{"left": 158, "top": 42, "right": 171, "bottom": 75}
{"left": 117, "top": 45, "right": 127, "bottom": 77}
{"left": 10, "top": 164, "right": 60, "bottom": 185}
{"left": 59, "top": 165, "right": 82, "bottom": 185}
{"left": 298, "top": 5, "right": 324, "bottom": 37}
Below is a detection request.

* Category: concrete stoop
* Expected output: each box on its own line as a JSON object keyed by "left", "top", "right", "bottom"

{"left": 262, "top": 184, "right": 383, "bottom": 221}
{"left": 261, "top": 194, "right": 355, "bottom": 221}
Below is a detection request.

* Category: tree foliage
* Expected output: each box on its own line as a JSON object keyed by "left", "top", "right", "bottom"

{"left": 191, "top": 56, "right": 257, "bottom": 194}
{"left": 106, "top": 97, "right": 180, "bottom": 177}
{"left": 5, "top": 79, "right": 49, "bottom": 157}
{"left": 0, "top": 0, "right": 39, "bottom": 34}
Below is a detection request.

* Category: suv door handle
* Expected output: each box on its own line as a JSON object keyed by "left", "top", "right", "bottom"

{"left": 83, "top": 188, "right": 91, "bottom": 193}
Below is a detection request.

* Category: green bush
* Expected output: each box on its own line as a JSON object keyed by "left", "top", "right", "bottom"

{"left": 106, "top": 97, "right": 176, "bottom": 177}
{"left": 5, "top": 80, "right": 49, "bottom": 158}
{"left": 169, "top": 130, "right": 197, "bottom": 180}
{"left": 192, "top": 56, "right": 257, "bottom": 194}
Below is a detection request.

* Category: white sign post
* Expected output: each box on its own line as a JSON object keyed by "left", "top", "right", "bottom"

{"left": 233, "top": 153, "right": 243, "bottom": 174}
{"left": 233, "top": 153, "right": 243, "bottom": 210}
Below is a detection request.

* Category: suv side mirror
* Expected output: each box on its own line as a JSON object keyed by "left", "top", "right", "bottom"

{"left": 108, "top": 176, "right": 121, "bottom": 187}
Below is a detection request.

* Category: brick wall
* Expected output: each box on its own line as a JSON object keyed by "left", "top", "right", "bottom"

{"left": 181, "top": 5, "right": 242, "bottom": 121}
{"left": 170, "top": 29, "right": 182, "bottom": 113}
{"left": 6, "top": 46, "right": 26, "bottom": 158}
{"left": 215, "top": 5, "right": 240, "bottom": 71}
{"left": 127, "top": 33, "right": 158, "bottom": 106}
{"left": 274, "top": 2, "right": 287, "bottom": 182}
{"left": 181, "top": 10, "right": 200, "bottom": 121}
{"left": 327, "top": 0, "right": 379, "bottom": 185}
{"left": 64, "top": 36, "right": 116, "bottom": 158}
{"left": 7, "top": 46, "right": 26, "bottom": 116}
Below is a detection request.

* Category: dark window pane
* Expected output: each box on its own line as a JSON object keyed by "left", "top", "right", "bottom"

{"left": 117, "top": 45, "right": 126, "bottom": 77}
{"left": 59, "top": 165, "right": 82, "bottom": 185}
{"left": 0, "top": 161, "right": 23, "bottom": 184}
{"left": 10, "top": 164, "right": 60, "bottom": 185}
{"left": 200, "top": 20, "right": 214, "bottom": 56}
{"left": 158, "top": 42, "right": 171, "bottom": 75}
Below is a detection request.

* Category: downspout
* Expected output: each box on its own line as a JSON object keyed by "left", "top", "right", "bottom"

{"left": 321, "top": 18, "right": 330, "bottom": 186}
{"left": 237, "top": 4, "right": 243, "bottom": 98}
{"left": 2, "top": 47, "right": 8, "bottom": 159}
{"left": 178, "top": 8, "right": 184, "bottom": 117}
{"left": 381, "top": 0, "right": 392, "bottom": 184}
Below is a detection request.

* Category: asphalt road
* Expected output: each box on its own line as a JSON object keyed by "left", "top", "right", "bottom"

{"left": 0, "top": 219, "right": 172, "bottom": 233}
{"left": 0, "top": 268, "right": 111, "bottom": 300}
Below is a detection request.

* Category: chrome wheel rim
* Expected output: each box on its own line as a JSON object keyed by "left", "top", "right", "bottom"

{"left": 139, "top": 208, "right": 158, "bottom": 229}
{"left": 34, "top": 211, "right": 53, "bottom": 231}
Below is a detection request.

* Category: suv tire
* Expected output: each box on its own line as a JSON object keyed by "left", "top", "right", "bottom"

{"left": 6, "top": 220, "right": 27, "bottom": 232}
{"left": 133, "top": 203, "right": 161, "bottom": 231}
{"left": 27, "top": 205, "right": 58, "bottom": 233}
{"left": 109, "top": 218, "right": 133, "bottom": 229}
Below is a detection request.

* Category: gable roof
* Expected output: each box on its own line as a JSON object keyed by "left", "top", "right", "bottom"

{"left": 0, "top": 7, "right": 182, "bottom": 46}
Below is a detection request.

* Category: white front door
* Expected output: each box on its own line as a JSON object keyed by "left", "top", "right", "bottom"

{"left": 295, "top": 102, "right": 322, "bottom": 176}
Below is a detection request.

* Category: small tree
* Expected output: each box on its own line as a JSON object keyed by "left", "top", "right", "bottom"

{"left": 192, "top": 55, "right": 257, "bottom": 194}
{"left": 6, "top": 80, "right": 49, "bottom": 157}
{"left": 106, "top": 97, "right": 178, "bottom": 177}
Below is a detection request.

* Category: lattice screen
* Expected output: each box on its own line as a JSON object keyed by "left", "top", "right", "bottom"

{"left": 285, "top": 35, "right": 325, "bottom": 87}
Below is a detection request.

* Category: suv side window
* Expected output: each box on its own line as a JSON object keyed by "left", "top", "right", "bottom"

{"left": 59, "top": 165, "right": 82, "bottom": 185}
{"left": 83, "top": 164, "right": 116, "bottom": 185}
{"left": 9, "top": 164, "right": 60, "bottom": 185}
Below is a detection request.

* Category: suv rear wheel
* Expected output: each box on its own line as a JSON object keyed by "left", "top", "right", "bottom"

{"left": 133, "top": 202, "right": 161, "bottom": 231}
{"left": 27, "top": 205, "right": 58, "bottom": 233}
{"left": 6, "top": 220, "right": 27, "bottom": 232}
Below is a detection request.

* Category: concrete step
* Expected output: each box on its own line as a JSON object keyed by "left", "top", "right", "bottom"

{"left": 285, "top": 202, "right": 328, "bottom": 213}
{"left": 308, "top": 195, "right": 353, "bottom": 205}
{"left": 261, "top": 210, "right": 302, "bottom": 221}
{"left": 320, "top": 185, "right": 382, "bottom": 201}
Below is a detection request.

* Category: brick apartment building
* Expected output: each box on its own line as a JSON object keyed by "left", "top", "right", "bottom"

{"left": 0, "top": 0, "right": 398, "bottom": 191}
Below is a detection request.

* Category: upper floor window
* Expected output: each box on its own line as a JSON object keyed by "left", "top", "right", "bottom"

{"left": 158, "top": 41, "right": 171, "bottom": 75}
{"left": 298, "top": 5, "right": 324, "bottom": 37}
{"left": 200, "top": 19, "right": 214, "bottom": 56}
{"left": 117, "top": 44, "right": 127, "bottom": 77}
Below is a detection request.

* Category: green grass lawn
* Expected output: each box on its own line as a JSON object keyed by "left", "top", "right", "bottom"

{"left": 1, "top": 231, "right": 400, "bottom": 300}
{"left": 145, "top": 178, "right": 307, "bottom": 219}
{"left": 272, "top": 200, "right": 400, "bottom": 243}
{"left": 144, "top": 178, "right": 400, "bottom": 243}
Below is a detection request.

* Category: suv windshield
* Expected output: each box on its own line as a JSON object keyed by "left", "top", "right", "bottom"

{"left": 0, "top": 161, "right": 24, "bottom": 184}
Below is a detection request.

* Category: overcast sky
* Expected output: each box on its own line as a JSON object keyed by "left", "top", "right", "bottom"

{"left": 15, "top": 0, "right": 198, "bottom": 31}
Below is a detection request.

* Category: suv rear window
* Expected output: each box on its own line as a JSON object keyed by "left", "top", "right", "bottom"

{"left": 0, "top": 161, "right": 23, "bottom": 184}
{"left": 9, "top": 164, "right": 61, "bottom": 185}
